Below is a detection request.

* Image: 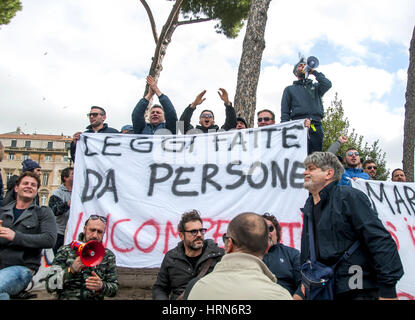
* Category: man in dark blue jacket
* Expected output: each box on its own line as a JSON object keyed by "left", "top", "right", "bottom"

{"left": 281, "top": 58, "right": 332, "bottom": 154}
{"left": 132, "top": 75, "right": 178, "bottom": 135}
{"left": 70, "top": 106, "right": 119, "bottom": 162}
{"left": 299, "top": 152, "right": 403, "bottom": 300}
{"left": 338, "top": 148, "right": 370, "bottom": 186}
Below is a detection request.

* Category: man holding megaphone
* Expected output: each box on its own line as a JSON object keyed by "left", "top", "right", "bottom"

{"left": 281, "top": 54, "right": 332, "bottom": 155}
{"left": 44, "top": 215, "right": 119, "bottom": 300}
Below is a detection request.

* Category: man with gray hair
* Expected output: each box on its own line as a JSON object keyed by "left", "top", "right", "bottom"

{"left": 187, "top": 212, "right": 292, "bottom": 300}
{"left": 299, "top": 152, "right": 403, "bottom": 300}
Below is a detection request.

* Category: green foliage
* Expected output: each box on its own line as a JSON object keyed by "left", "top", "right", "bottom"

{"left": 181, "top": 0, "right": 252, "bottom": 38}
{"left": 0, "top": 0, "right": 22, "bottom": 26}
{"left": 322, "top": 92, "right": 390, "bottom": 180}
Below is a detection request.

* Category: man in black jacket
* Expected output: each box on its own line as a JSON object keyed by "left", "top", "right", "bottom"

{"left": 299, "top": 151, "right": 403, "bottom": 300}
{"left": 179, "top": 89, "right": 237, "bottom": 134}
{"left": 0, "top": 172, "right": 57, "bottom": 300}
{"left": 152, "top": 210, "right": 224, "bottom": 300}
{"left": 281, "top": 58, "right": 332, "bottom": 154}
{"left": 70, "top": 106, "right": 119, "bottom": 162}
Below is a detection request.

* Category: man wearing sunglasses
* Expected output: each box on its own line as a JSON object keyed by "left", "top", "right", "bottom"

{"left": 45, "top": 215, "right": 119, "bottom": 300}
{"left": 339, "top": 148, "right": 370, "bottom": 186}
{"left": 363, "top": 159, "right": 377, "bottom": 180}
{"left": 152, "top": 210, "right": 224, "bottom": 300}
{"left": 70, "top": 106, "right": 119, "bottom": 162}
{"left": 132, "top": 75, "right": 178, "bottom": 135}
{"left": 256, "top": 109, "right": 276, "bottom": 127}
{"left": 179, "top": 88, "right": 237, "bottom": 134}
{"left": 281, "top": 57, "right": 332, "bottom": 154}
{"left": 187, "top": 212, "right": 292, "bottom": 300}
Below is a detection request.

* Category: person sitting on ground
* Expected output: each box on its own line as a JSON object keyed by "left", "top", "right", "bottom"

{"left": 0, "top": 172, "right": 57, "bottom": 300}
{"left": 44, "top": 214, "right": 118, "bottom": 300}
{"left": 262, "top": 213, "right": 302, "bottom": 299}
{"left": 186, "top": 212, "right": 292, "bottom": 300}
{"left": 179, "top": 88, "right": 237, "bottom": 134}
{"left": 152, "top": 210, "right": 224, "bottom": 300}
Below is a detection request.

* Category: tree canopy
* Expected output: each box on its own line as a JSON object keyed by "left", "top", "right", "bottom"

{"left": 0, "top": 0, "right": 22, "bottom": 26}
{"left": 322, "top": 92, "right": 389, "bottom": 180}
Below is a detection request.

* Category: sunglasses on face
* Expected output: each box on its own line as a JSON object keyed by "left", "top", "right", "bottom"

{"left": 268, "top": 225, "right": 275, "bottom": 232}
{"left": 222, "top": 233, "right": 237, "bottom": 245}
{"left": 183, "top": 228, "right": 207, "bottom": 236}
{"left": 258, "top": 117, "right": 271, "bottom": 122}
{"left": 87, "top": 112, "right": 103, "bottom": 118}
{"left": 347, "top": 151, "right": 359, "bottom": 157}
{"left": 200, "top": 114, "right": 213, "bottom": 119}
{"left": 367, "top": 166, "right": 377, "bottom": 170}
{"left": 85, "top": 214, "right": 107, "bottom": 226}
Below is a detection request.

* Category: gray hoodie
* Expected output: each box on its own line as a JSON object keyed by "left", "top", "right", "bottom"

{"left": 48, "top": 184, "right": 71, "bottom": 235}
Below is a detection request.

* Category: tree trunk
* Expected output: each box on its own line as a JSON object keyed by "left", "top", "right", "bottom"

{"left": 233, "top": 0, "right": 272, "bottom": 128}
{"left": 403, "top": 26, "right": 415, "bottom": 182}
{"left": 144, "top": 0, "right": 183, "bottom": 97}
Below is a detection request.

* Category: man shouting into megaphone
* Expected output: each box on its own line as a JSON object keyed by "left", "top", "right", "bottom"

{"left": 44, "top": 215, "right": 119, "bottom": 300}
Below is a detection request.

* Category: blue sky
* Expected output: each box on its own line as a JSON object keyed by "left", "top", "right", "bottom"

{"left": 0, "top": 0, "right": 414, "bottom": 174}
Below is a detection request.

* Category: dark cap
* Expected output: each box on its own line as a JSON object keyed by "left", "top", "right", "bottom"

{"left": 236, "top": 117, "right": 248, "bottom": 128}
{"left": 22, "top": 159, "right": 41, "bottom": 172}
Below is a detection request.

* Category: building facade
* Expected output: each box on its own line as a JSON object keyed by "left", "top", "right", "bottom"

{"left": 0, "top": 127, "right": 72, "bottom": 205}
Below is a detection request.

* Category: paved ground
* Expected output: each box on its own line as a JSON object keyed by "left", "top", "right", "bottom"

{"left": 26, "top": 267, "right": 159, "bottom": 300}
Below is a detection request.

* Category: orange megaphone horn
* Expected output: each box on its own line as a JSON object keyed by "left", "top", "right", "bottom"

{"left": 70, "top": 240, "right": 105, "bottom": 267}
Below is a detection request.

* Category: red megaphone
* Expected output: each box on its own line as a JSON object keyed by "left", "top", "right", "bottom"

{"left": 70, "top": 240, "right": 105, "bottom": 267}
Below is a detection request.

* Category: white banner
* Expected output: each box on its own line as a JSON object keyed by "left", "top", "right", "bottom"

{"left": 352, "top": 179, "right": 415, "bottom": 300}
{"left": 66, "top": 120, "right": 308, "bottom": 268}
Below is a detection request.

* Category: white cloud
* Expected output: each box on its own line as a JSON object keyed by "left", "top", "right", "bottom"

{"left": 0, "top": 0, "right": 413, "bottom": 172}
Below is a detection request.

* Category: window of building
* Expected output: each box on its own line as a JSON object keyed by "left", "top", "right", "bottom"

{"left": 25, "top": 141, "right": 31, "bottom": 148}
{"left": 47, "top": 141, "right": 53, "bottom": 150}
{"left": 63, "top": 156, "right": 69, "bottom": 162}
{"left": 22, "top": 154, "right": 29, "bottom": 161}
{"left": 8, "top": 153, "right": 15, "bottom": 160}
{"left": 45, "top": 155, "right": 52, "bottom": 161}
{"left": 42, "top": 172, "right": 49, "bottom": 186}
{"left": 6, "top": 172, "right": 13, "bottom": 183}
{"left": 11, "top": 140, "right": 17, "bottom": 148}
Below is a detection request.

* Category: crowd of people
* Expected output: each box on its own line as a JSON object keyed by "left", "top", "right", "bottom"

{"left": 0, "top": 57, "right": 408, "bottom": 300}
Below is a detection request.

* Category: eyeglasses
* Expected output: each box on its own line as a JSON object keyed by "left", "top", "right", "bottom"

{"left": 183, "top": 228, "right": 207, "bottom": 236}
{"left": 200, "top": 114, "right": 213, "bottom": 119}
{"left": 85, "top": 214, "right": 107, "bottom": 225}
{"left": 87, "top": 112, "right": 103, "bottom": 118}
{"left": 258, "top": 117, "right": 271, "bottom": 122}
{"left": 366, "top": 166, "right": 377, "bottom": 170}
{"left": 222, "top": 233, "right": 237, "bottom": 245}
{"left": 347, "top": 151, "right": 359, "bottom": 157}
{"left": 268, "top": 225, "right": 275, "bottom": 232}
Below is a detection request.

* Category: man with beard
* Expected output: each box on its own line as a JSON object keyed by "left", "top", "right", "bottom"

{"left": 363, "top": 159, "right": 377, "bottom": 180}
{"left": 299, "top": 152, "right": 403, "bottom": 300}
{"left": 281, "top": 57, "right": 332, "bottom": 154}
{"left": 45, "top": 215, "right": 119, "bottom": 300}
{"left": 0, "top": 172, "right": 57, "bottom": 300}
{"left": 152, "top": 210, "right": 224, "bottom": 300}
{"left": 338, "top": 147, "right": 370, "bottom": 186}
{"left": 70, "top": 106, "right": 119, "bottom": 162}
{"left": 132, "top": 75, "right": 178, "bottom": 135}
{"left": 391, "top": 168, "right": 407, "bottom": 182}
{"left": 179, "top": 88, "right": 237, "bottom": 134}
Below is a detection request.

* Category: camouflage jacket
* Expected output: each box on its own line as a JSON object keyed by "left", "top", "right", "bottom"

{"left": 44, "top": 234, "right": 119, "bottom": 300}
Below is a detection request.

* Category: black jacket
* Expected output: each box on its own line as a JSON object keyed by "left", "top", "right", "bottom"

{"left": 179, "top": 103, "right": 237, "bottom": 134}
{"left": 281, "top": 71, "right": 332, "bottom": 122}
{"left": 300, "top": 181, "right": 404, "bottom": 298}
{"left": 0, "top": 201, "right": 57, "bottom": 272}
{"left": 263, "top": 243, "right": 302, "bottom": 296}
{"left": 70, "top": 123, "right": 119, "bottom": 162}
{"left": 152, "top": 239, "right": 224, "bottom": 300}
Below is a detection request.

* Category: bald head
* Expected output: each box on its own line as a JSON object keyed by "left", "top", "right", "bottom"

{"left": 227, "top": 212, "right": 269, "bottom": 257}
